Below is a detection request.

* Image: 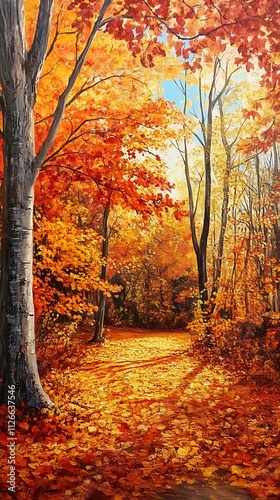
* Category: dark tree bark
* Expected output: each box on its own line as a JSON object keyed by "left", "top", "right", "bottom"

{"left": 174, "top": 60, "right": 239, "bottom": 342}
{"left": 182, "top": 61, "right": 232, "bottom": 310}
{"left": 271, "top": 143, "right": 280, "bottom": 312}
{"left": 89, "top": 200, "right": 110, "bottom": 343}
{"left": 210, "top": 95, "right": 244, "bottom": 311}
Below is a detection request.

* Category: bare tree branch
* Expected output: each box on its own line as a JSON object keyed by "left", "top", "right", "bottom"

{"left": 33, "top": 0, "right": 113, "bottom": 177}
{"left": 142, "top": 0, "right": 236, "bottom": 42}
{"left": 27, "top": 0, "right": 54, "bottom": 87}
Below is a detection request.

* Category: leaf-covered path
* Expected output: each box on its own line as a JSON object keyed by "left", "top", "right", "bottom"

{"left": 0, "top": 328, "right": 280, "bottom": 499}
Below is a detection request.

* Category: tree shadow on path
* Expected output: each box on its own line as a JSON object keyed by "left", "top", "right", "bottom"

{"left": 155, "top": 479, "right": 255, "bottom": 499}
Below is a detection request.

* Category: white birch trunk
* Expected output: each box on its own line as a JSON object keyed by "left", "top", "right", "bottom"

{"left": 0, "top": 0, "right": 54, "bottom": 408}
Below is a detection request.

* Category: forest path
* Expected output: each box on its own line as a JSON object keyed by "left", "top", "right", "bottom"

{"left": 1, "top": 327, "right": 279, "bottom": 499}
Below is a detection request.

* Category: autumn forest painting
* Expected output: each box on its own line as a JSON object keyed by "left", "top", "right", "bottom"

{"left": 0, "top": 1, "right": 280, "bottom": 499}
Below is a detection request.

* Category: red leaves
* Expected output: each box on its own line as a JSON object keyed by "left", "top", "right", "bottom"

{"left": 80, "top": 452, "right": 96, "bottom": 464}
{"left": 16, "top": 459, "right": 28, "bottom": 468}
{"left": 140, "top": 52, "right": 154, "bottom": 68}
{"left": 242, "top": 109, "right": 260, "bottom": 120}
{"left": 119, "top": 422, "right": 129, "bottom": 432}
{"left": 173, "top": 208, "right": 189, "bottom": 221}
{"left": 140, "top": 39, "right": 167, "bottom": 67}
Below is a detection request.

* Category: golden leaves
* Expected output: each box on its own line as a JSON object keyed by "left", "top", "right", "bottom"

{"left": 177, "top": 444, "right": 198, "bottom": 459}
{"left": 87, "top": 426, "right": 97, "bottom": 434}
{"left": 202, "top": 466, "right": 217, "bottom": 478}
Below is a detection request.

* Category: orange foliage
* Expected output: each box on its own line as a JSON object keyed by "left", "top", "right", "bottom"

{"left": 27, "top": 9, "right": 185, "bottom": 324}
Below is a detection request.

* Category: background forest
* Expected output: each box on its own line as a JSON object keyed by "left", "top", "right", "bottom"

{"left": 23, "top": 3, "right": 280, "bottom": 365}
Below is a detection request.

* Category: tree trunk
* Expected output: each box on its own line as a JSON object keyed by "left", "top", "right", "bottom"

{"left": 179, "top": 61, "right": 238, "bottom": 342}
{"left": 182, "top": 75, "right": 212, "bottom": 317}
{"left": 183, "top": 138, "right": 211, "bottom": 346}
{"left": 196, "top": 248, "right": 209, "bottom": 313}
{"left": 0, "top": 1, "right": 54, "bottom": 409}
{"left": 210, "top": 97, "right": 232, "bottom": 310}
{"left": 199, "top": 144, "right": 211, "bottom": 313}
{"left": 89, "top": 201, "right": 110, "bottom": 343}
{"left": 0, "top": 70, "right": 53, "bottom": 409}
{"left": 272, "top": 143, "right": 280, "bottom": 312}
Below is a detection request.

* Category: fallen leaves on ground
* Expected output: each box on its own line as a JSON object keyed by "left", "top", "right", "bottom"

{"left": 0, "top": 328, "right": 280, "bottom": 499}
